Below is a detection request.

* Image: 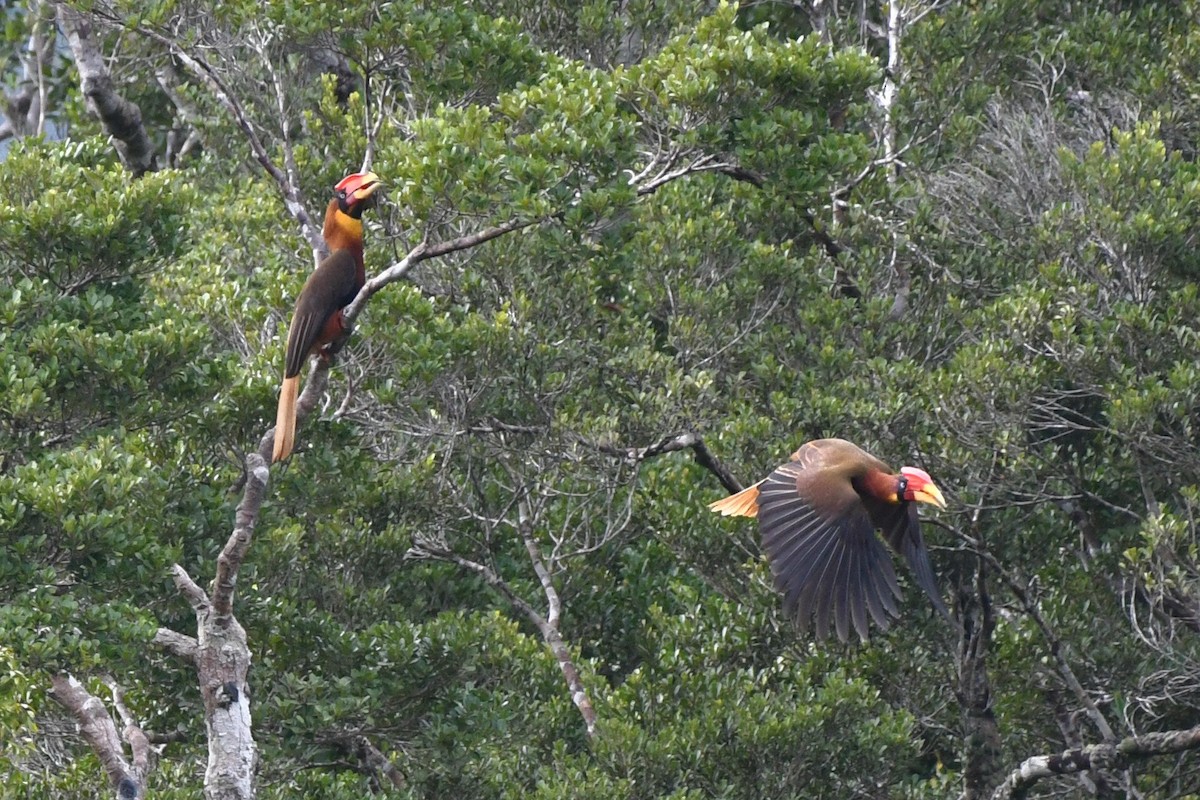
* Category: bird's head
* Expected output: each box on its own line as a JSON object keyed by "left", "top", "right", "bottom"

{"left": 899, "top": 467, "right": 946, "bottom": 510}
{"left": 334, "top": 171, "right": 382, "bottom": 217}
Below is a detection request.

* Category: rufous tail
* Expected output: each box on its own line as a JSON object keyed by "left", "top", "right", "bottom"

{"left": 707, "top": 481, "right": 763, "bottom": 518}
{"left": 272, "top": 375, "right": 299, "bottom": 463}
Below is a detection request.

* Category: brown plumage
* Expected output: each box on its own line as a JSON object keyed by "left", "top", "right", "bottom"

{"left": 272, "top": 171, "right": 381, "bottom": 463}
{"left": 709, "top": 438, "right": 949, "bottom": 642}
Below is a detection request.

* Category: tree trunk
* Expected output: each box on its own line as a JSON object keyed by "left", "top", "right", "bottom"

{"left": 957, "top": 560, "right": 1004, "bottom": 799}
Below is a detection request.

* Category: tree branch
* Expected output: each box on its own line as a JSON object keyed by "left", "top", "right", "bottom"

{"left": 153, "top": 627, "right": 199, "bottom": 662}
{"left": 50, "top": 673, "right": 149, "bottom": 799}
{"left": 213, "top": 453, "right": 270, "bottom": 616}
{"left": 595, "top": 431, "right": 743, "bottom": 493}
{"left": 256, "top": 358, "right": 331, "bottom": 472}
{"left": 168, "top": 563, "right": 210, "bottom": 613}
{"left": 406, "top": 538, "right": 598, "bottom": 736}
{"left": 94, "top": 9, "right": 323, "bottom": 253}
{"left": 991, "top": 724, "right": 1200, "bottom": 800}
{"left": 56, "top": 4, "right": 157, "bottom": 176}
{"left": 154, "top": 63, "right": 206, "bottom": 166}
{"left": 5, "top": 0, "right": 55, "bottom": 139}
{"left": 163, "top": 451, "right": 266, "bottom": 799}
{"left": 948, "top": 523, "right": 1116, "bottom": 743}
{"left": 105, "top": 678, "right": 152, "bottom": 789}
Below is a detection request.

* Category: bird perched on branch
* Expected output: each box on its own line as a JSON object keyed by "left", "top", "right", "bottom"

{"left": 272, "top": 171, "right": 382, "bottom": 463}
{"left": 709, "top": 438, "right": 950, "bottom": 642}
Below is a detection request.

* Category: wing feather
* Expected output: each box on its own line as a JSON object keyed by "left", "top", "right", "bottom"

{"left": 756, "top": 463, "right": 895, "bottom": 641}
{"left": 880, "top": 504, "right": 952, "bottom": 622}
{"left": 730, "top": 439, "right": 950, "bottom": 641}
{"left": 283, "top": 250, "right": 360, "bottom": 378}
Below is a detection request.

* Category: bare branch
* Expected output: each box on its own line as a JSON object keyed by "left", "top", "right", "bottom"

{"left": 213, "top": 453, "right": 270, "bottom": 616}
{"left": 50, "top": 673, "right": 148, "bottom": 799}
{"left": 259, "top": 359, "right": 332, "bottom": 466}
{"left": 992, "top": 724, "right": 1200, "bottom": 800}
{"left": 596, "top": 431, "right": 743, "bottom": 493}
{"left": 359, "top": 57, "right": 376, "bottom": 173}
{"left": 168, "top": 564, "right": 210, "bottom": 613}
{"left": 56, "top": 5, "right": 157, "bottom": 176}
{"left": 105, "top": 679, "right": 152, "bottom": 787}
{"left": 153, "top": 627, "right": 198, "bottom": 662}
{"left": 93, "top": 9, "right": 323, "bottom": 253}
{"left": 949, "top": 523, "right": 1116, "bottom": 742}
{"left": 518, "top": 494, "right": 561, "bottom": 627}
{"left": 255, "top": 24, "right": 309, "bottom": 259}
{"left": 154, "top": 64, "right": 206, "bottom": 166}
{"left": 407, "top": 538, "right": 598, "bottom": 736}
{"left": 410, "top": 543, "right": 542, "bottom": 624}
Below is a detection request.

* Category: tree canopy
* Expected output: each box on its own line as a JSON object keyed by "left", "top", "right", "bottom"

{"left": 4, "top": 1, "right": 1200, "bottom": 798}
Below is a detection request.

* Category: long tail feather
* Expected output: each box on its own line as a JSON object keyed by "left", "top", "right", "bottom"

{"left": 707, "top": 482, "right": 763, "bottom": 518}
{"left": 272, "top": 375, "right": 299, "bottom": 463}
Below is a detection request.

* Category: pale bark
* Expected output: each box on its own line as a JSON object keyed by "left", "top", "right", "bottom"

{"left": 56, "top": 5, "right": 157, "bottom": 176}
{"left": 155, "top": 63, "right": 206, "bottom": 167}
{"left": 156, "top": 453, "right": 269, "bottom": 799}
{"left": 991, "top": 724, "right": 1200, "bottom": 800}
{"left": 596, "top": 431, "right": 743, "bottom": 493}
{"left": 49, "top": 674, "right": 151, "bottom": 799}
{"left": 84, "top": 9, "right": 324, "bottom": 255}
{"left": 517, "top": 496, "right": 598, "bottom": 736}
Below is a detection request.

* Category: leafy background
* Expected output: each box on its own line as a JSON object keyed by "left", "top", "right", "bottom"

{"left": 3, "top": 0, "right": 1200, "bottom": 797}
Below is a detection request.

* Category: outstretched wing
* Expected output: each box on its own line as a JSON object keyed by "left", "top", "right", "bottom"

{"left": 757, "top": 461, "right": 902, "bottom": 642}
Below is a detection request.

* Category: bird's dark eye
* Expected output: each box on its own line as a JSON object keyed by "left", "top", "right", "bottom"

{"left": 897, "top": 476, "right": 908, "bottom": 496}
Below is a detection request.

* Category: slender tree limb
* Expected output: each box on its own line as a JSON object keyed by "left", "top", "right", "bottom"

{"left": 6, "top": 0, "right": 55, "bottom": 139}
{"left": 154, "top": 64, "right": 206, "bottom": 166}
{"left": 636, "top": 154, "right": 726, "bottom": 195}
{"left": 92, "top": 9, "right": 323, "bottom": 253}
{"left": 105, "top": 678, "right": 153, "bottom": 788}
{"left": 346, "top": 144, "right": 776, "bottom": 330}
{"left": 50, "top": 673, "right": 149, "bottom": 799}
{"left": 518, "top": 495, "right": 562, "bottom": 628}
{"left": 256, "top": 24, "right": 310, "bottom": 261}
{"left": 943, "top": 522, "right": 1116, "bottom": 743}
{"left": 358, "top": 55, "right": 377, "bottom": 174}
{"left": 991, "top": 724, "right": 1200, "bottom": 800}
{"left": 56, "top": 5, "right": 157, "bottom": 176}
{"left": 993, "top": 555, "right": 1116, "bottom": 742}
{"left": 513, "top": 497, "right": 600, "bottom": 737}
{"left": 408, "top": 543, "right": 541, "bottom": 623}
{"left": 213, "top": 453, "right": 270, "bottom": 616}
{"left": 406, "top": 539, "right": 598, "bottom": 736}
{"left": 258, "top": 359, "right": 331, "bottom": 470}
{"left": 595, "top": 431, "right": 743, "bottom": 493}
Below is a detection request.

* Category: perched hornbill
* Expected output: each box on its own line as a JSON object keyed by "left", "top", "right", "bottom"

{"left": 272, "top": 171, "right": 381, "bottom": 463}
{"left": 710, "top": 438, "right": 950, "bottom": 642}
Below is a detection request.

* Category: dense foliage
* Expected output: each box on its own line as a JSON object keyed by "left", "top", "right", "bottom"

{"left": 4, "top": 1, "right": 1200, "bottom": 797}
